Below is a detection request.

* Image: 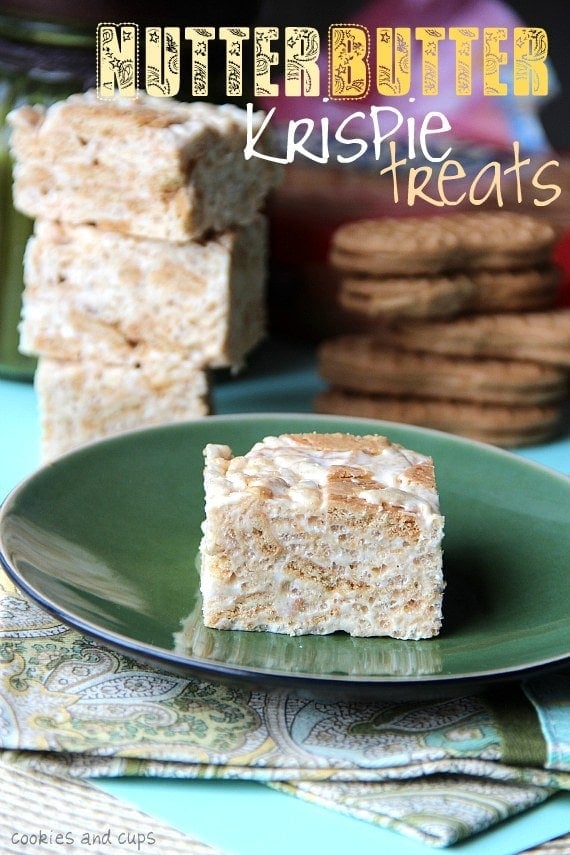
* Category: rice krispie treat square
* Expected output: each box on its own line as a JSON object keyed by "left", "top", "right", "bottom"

{"left": 21, "top": 216, "right": 267, "bottom": 371}
{"left": 199, "top": 432, "right": 445, "bottom": 639}
{"left": 8, "top": 90, "right": 281, "bottom": 242}
{"left": 36, "top": 355, "right": 210, "bottom": 461}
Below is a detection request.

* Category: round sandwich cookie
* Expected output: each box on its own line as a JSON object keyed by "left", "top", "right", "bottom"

{"left": 443, "top": 211, "right": 560, "bottom": 271}
{"left": 329, "top": 216, "right": 463, "bottom": 277}
{"left": 464, "top": 264, "right": 561, "bottom": 313}
{"left": 339, "top": 273, "right": 475, "bottom": 320}
{"left": 314, "top": 389, "right": 564, "bottom": 448}
{"left": 381, "top": 310, "right": 570, "bottom": 368}
{"left": 328, "top": 211, "right": 560, "bottom": 278}
{"left": 318, "top": 336, "right": 568, "bottom": 406}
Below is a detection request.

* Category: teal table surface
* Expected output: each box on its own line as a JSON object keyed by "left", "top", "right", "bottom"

{"left": 1, "top": 336, "right": 569, "bottom": 855}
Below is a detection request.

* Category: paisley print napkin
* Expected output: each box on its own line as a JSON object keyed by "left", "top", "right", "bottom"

{"left": 1, "top": 566, "right": 569, "bottom": 848}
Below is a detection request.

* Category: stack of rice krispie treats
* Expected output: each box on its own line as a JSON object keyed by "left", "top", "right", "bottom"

{"left": 316, "top": 211, "right": 570, "bottom": 447}
{"left": 8, "top": 90, "right": 280, "bottom": 460}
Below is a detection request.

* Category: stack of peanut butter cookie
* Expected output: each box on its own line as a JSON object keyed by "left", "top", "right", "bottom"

{"left": 9, "top": 90, "right": 281, "bottom": 460}
{"left": 316, "top": 211, "right": 569, "bottom": 447}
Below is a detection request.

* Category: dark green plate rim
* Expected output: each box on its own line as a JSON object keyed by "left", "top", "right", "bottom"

{"left": 0, "top": 413, "right": 568, "bottom": 700}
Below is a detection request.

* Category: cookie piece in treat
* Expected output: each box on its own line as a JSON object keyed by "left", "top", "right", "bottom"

{"left": 329, "top": 216, "right": 462, "bottom": 276}
{"left": 339, "top": 273, "right": 475, "bottom": 320}
{"left": 315, "top": 390, "right": 564, "bottom": 448}
{"left": 20, "top": 217, "right": 267, "bottom": 371}
{"left": 199, "top": 432, "right": 445, "bottom": 639}
{"left": 318, "top": 336, "right": 568, "bottom": 406}
{"left": 8, "top": 90, "right": 281, "bottom": 242}
{"left": 35, "top": 355, "right": 210, "bottom": 462}
{"left": 381, "top": 310, "right": 570, "bottom": 368}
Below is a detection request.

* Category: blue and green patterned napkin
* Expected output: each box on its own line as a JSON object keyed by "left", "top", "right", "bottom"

{"left": 1, "top": 566, "right": 568, "bottom": 848}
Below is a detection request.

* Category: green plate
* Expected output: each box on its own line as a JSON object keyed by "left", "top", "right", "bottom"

{"left": 1, "top": 413, "right": 568, "bottom": 700}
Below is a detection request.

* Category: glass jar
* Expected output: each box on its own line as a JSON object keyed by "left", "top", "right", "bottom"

{"left": 0, "top": 10, "right": 94, "bottom": 380}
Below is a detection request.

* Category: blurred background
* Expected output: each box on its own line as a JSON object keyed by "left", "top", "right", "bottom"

{"left": 256, "top": 0, "right": 569, "bottom": 150}
{"left": 0, "top": 0, "right": 568, "bottom": 370}
{"left": 252, "top": 0, "right": 570, "bottom": 340}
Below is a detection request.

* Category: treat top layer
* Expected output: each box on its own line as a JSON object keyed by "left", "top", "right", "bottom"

{"left": 204, "top": 432, "right": 441, "bottom": 520}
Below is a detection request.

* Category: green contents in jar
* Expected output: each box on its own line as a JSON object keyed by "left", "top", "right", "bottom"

{"left": 0, "top": 12, "right": 94, "bottom": 380}
{"left": 0, "top": 81, "right": 34, "bottom": 380}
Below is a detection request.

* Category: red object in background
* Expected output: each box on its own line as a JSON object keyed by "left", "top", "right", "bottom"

{"left": 553, "top": 230, "right": 570, "bottom": 306}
